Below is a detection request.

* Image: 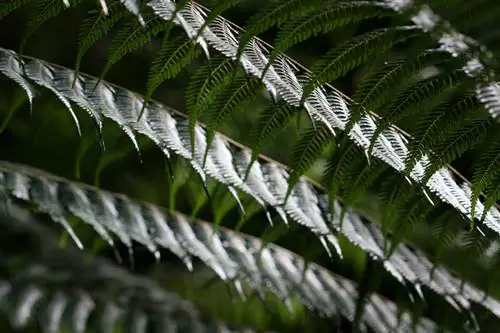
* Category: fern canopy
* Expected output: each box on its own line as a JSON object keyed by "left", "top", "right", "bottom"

{"left": 1, "top": 0, "right": 500, "bottom": 332}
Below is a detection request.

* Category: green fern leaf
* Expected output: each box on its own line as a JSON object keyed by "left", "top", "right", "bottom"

{"left": 405, "top": 95, "right": 479, "bottom": 176}
{"left": 348, "top": 51, "right": 454, "bottom": 132}
{"left": 301, "top": 27, "right": 419, "bottom": 105}
{"left": 368, "top": 70, "right": 469, "bottom": 158}
{"left": 248, "top": 101, "right": 296, "bottom": 169}
{"left": 378, "top": 175, "right": 416, "bottom": 249}
{"left": 388, "top": 199, "right": 433, "bottom": 255}
{"left": 275, "top": 1, "right": 395, "bottom": 54}
{"left": 204, "top": 76, "right": 262, "bottom": 164}
{"left": 286, "top": 124, "right": 332, "bottom": 200}
{"left": 236, "top": 0, "right": 325, "bottom": 61}
{"left": 185, "top": 57, "right": 236, "bottom": 153}
{"left": 98, "top": 15, "right": 172, "bottom": 84}
{"left": 471, "top": 132, "right": 500, "bottom": 221}
{"left": 343, "top": 161, "right": 387, "bottom": 207}
{"left": 144, "top": 34, "right": 201, "bottom": 107}
{"left": 322, "top": 138, "right": 359, "bottom": 198}
{"left": 424, "top": 118, "right": 491, "bottom": 184}
{"left": 75, "top": 5, "right": 126, "bottom": 77}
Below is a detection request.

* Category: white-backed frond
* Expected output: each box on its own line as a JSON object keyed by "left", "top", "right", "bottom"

{"left": 0, "top": 162, "right": 440, "bottom": 332}
{"left": 0, "top": 48, "right": 499, "bottom": 318}
{"left": 145, "top": 0, "right": 500, "bottom": 239}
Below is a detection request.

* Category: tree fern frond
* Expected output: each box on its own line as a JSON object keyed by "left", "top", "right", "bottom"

{"left": 236, "top": 0, "right": 326, "bottom": 60}
{"left": 0, "top": 49, "right": 35, "bottom": 111}
{"left": 70, "top": 0, "right": 145, "bottom": 26}
{"left": 144, "top": 34, "right": 201, "bottom": 106}
{"left": 146, "top": 0, "right": 500, "bottom": 237}
{"left": 286, "top": 124, "right": 332, "bottom": 199}
{"left": 368, "top": 70, "right": 469, "bottom": 158}
{"left": 471, "top": 132, "right": 500, "bottom": 221}
{"left": 2, "top": 49, "right": 500, "bottom": 318}
{"left": 203, "top": 76, "right": 261, "bottom": 163}
{"left": 348, "top": 50, "right": 456, "bottom": 131}
{"left": 0, "top": 169, "right": 443, "bottom": 332}
{"left": 99, "top": 14, "right": 172, "bottom": 85}
{"left": 274, "top": 1, "right": 395, "bottom": 54}
{"left": 0, "top": 206, "right": 253, "bottom": 333}
{"left": 423, "top": 118, "right": 491, "bottom": 184}
{"left": 4, "top": 161, "right": 498, "bottom": 322}
{"left": 75, "top": 5, "right": 126, "bottom": 77}
{"left": 248, "top": 101, "right": 297, "bottom": 166}
{"left": 185, "top": 57, "right": 236, "bottom": 154}
{"left": 119, "top": 0, "right": 146, "bottom": 26}
{"left": 302, "top": 27, "right": 419, "bottom": 103}
{"left": 404, "top": 95, "right": 479, "bottom": 176}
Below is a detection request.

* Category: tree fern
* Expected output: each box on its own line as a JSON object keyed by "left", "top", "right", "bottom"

{"left": 2, "top": 0, "right": 500, "bottom": 331}
{"left": 146, "top": 0, "right": 500, "bottom": 234}
{"left": 0, "top": 164, "right": 444, "bottom": 332}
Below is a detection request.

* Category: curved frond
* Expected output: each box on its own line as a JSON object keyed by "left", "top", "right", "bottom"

{"left": 1, "top": 48, "right": 499, "bottom": 320}
{"left": 0, "top": 166, "right": 442, "bottom": 332}
{"left": 1, "top": 159, "right": 500, "bottom": 323}
{"left": 274, "top": 1, "right": 396, "bottom": 54}
{"left": 144, "top": 0, "right": 500, "bottom": 240}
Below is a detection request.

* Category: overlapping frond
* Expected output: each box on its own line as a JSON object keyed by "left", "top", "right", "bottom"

{"left": 2, "top": 0, "right": 498, "bottom": 239}
{"left": 1, "top": 49, "right": 499, "bottom": 323}
{"left": 0, "top": 205, "right": 253, "bottom": 333}
{"left": 140, "top": 0, "right": 500, "bottom": 240}
{"left": 0, "top": 165, "right": 441, "bottom": 332}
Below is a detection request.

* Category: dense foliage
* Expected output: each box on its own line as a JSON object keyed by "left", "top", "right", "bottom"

{"left": 1, "top": 0, "right": 500, "bottom": 332}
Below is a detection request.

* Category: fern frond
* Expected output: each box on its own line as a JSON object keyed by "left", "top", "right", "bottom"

{"left": 286, "top": 124, "right": 332, "bottom": 199}
{"left": 471, "top": 132, "right": 500, "bottom": 221}
{"left": 203, "top": 76, "right": 261, "bottom": 162}
{"left": 185, "top": 57, "right": 236, "bottom": 154}
{"left": 237, "top": 0, "right": 326, "bottom": 59}
{"left": 144, "top": 34, "right": 201, "bottom": 105}
{"left": 2, "top": 49, "right": 499, "bottom": 319}
{"left": 302, "top": 27, "right": 419, "bottom": 102}
{"left": 0, "top": 206, "right": 252, "bottom": 333}
{"left": 75, "top": 5, "right": 126, "bottom": 77}
{"left": 146, "top": 0, "right": 500, "bottom": 238}
{"left": 349, "top": 50, "right": 455, "bottom": 129}
{"left": 249, "top": 101, "right": 297, "bottom": 165}
{"left": 404, "top": 95, "right": 479, "bottom": 175}
{"left": 424, "top": 118, "right": 491, "bottom": 183}
{"left": 99, "top": 14, "right": 172, "bottom": 85}
{"left": 0, "top": 49, "right": 35, "bottom": 111}
{"left": 274, "top": 1, "right": 395, "bottom": 54}
{"left": 0, "top": 165, "right": 442, "bottom": 332}
{"left": 368, "top": 70, "right": 469, "bottom": 158}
